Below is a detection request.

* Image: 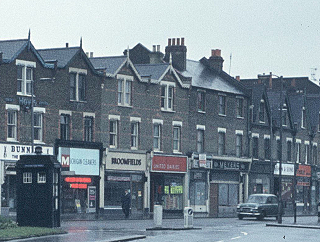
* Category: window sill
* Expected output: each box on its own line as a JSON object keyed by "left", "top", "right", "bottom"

{"left": 70, "top": 100, "right": 87, "bottom": 103}
{"left": 173, "top": 151, "right": 182, "bottom": 154}
{"left": 153, "top": 150, "right": 163, "bottom": 153}
{"left": 198, "top": 110, "right": 206, "bottom": 114}
{"left": 131, "top": 147, "right": 138, "bottom": 150}
{"left": 118, "top": 104, "right": 133, "bottom": 108}
{"left": 161, "top": 108, "right": 175, "bottom": 113}
{"left": 218, "top": 114, "right": 226, "bottom": 117}
{"left": 34, "top": 141, "right": 45, "bottom": 145}
{"left": 237, "top": 116, "right": 244, "bottom": 119}
{"left": 6, "top": 138, "right": 18, "bottom": 142}
{"left": 17, "top": 93, "right": 34, "bottom": 97}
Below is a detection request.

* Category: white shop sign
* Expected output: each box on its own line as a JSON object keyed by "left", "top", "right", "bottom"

{"left": 274, "top": 163, "right": 294, "bottom": 176}
{"left": 0, "top": 143, "right": 53, "bottom": 161}
{"left": 105, "top": 152, "right": 146, "bottom": 171}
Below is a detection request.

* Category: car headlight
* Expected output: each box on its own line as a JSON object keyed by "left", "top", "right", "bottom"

{"left": 237, "top": 205, "right": 240, "bottom": 209}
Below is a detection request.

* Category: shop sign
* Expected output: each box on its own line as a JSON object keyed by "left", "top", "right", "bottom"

{"left": 106, "top": 152, "right": 146, "bottom": 171}
{"left": 199, "top": 154, "right": 206, "bottom": 168}
{"left": 212, "top": 160, "right": 248, "bottom": 171}
{"left": 274, "top": 163, "right": 294, "bottom": 176}
{"left": 152, "top": 155, "right": 187, "bottom": 173}
{"left": 58, "top": 147, "right": 100, "bottom": 176}
{"left": 0, "top": 143, "right": 53, "bottom": 161}
{"left": 296, "top": 165, "right": 311, "bottom": 177}
{"left": 107, "top": 176, "right": 130, "bottom": 182}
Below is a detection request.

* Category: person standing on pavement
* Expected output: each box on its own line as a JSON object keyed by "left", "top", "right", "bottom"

{"left": 121, "top": 189, "right": 131, "bottom": 218}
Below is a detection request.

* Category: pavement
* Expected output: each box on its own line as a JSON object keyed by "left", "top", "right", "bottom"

{"left": 5, "top": 215, "right": 320, "bottom": 242}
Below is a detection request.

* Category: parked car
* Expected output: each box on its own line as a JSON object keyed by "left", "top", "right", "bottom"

{"left": 237, "top": 194, "right": 280, "bottom": 220}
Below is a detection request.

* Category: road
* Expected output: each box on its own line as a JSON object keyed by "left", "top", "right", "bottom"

{"left": 10, "top": 216, "right": 320, "bottom": 242}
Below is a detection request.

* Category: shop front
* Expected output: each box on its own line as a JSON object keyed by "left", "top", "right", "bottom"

{"left": 189, "top": 153, "right": 210, "bottom": 216}
{"left": 249, "top": 160, "right": 275, "bottom": 195}
{"left": 0, "top": 143, "right": 53, "bottom": 212}
{"left": 150, "top": 154, "right": 187, "bottom": 215}
{"left": 55, "top": 140, "right": 102, "bottom": 214}
{"left": 209, "top": 157, "right": 251, "bottom": 218}
{"left": 274, "top": 163, "right": 294, "bottom": 213}
{"left": 296, "top": 164, "right": 311, "bottom": 213}
{"left": 104, "top": 150, "right": 146, "bottom": 217}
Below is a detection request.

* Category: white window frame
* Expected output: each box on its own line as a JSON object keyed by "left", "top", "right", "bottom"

{"left": 130, "top": 117, "right": 140, "bottom": 150}
{"left": 109, "top": 115, "right": 120, "bottom": 148}
{"left": 117, "top": 74, "right": 133, "bottom": 107}
{"left": 33, "top": 107, "right": 45, "bottom": 143}
{"left": 69, "top": 67, "right": 87, "bottom": 102}
{"left": 173, "top": 122, "right": 182, "bottom": 153}
{"left": 218, "top": 128, "right": 226, "bottom": 156}
{"left": 37, "top": 172, "right": 46, "bottom": 183}
{"left": 160, "top": 81, "right": 175, "bottom": 112}
{"left": 153, "top": 119, "right": 163, "bottom": 151}
{"left": 16, "top": 60, "right": 36, "bottom": 96}
{"left": 236, "top": 97, "right": 244, "bottom": 118}
{"left": 235, "top": 132, "right": 243, "bottom": 158}
{"left": 218, "top": 94, "right": 226, "bottom": 116}
{"left": 23, "top": 172, "right": 32, "bottom": 183}
{"left": 6, "top": 105, "right": 20, "bottom": 142}
{"left": 197, "top": 90, "right": 206, "bottom": 113}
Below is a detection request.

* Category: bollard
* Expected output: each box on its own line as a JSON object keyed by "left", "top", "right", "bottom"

{"left": 184, "top": 207, "right": 194, "bottom": 228}
{"left": 153, "top": 205, "right": 163, "bottom": 228}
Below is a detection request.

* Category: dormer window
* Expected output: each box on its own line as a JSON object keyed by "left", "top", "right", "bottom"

{"left": 117, "top": 74, "right": 133, "bottom": 106}
{"left": 160, "top": 81, "right": 175, "bottom": 111}
{"left": 69, "top": 67, "right": 87, "bottom": 102}
{"left": 16, "top": 60, "right": 36, "bottom": 96}
{"left": 259, "top": 100, "right": 265, "bottom": 123}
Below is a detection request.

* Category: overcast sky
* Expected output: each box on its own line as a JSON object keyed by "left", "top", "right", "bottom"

{"left": 1, "top": 0, "right": 320, "bottom": 80}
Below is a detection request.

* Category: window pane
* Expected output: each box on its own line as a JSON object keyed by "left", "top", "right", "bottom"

{"left": 70, "top": 73, "right": 76, "bottom": 100}
{"left": 118, "top": 79, "right": 123, "bottom": 104}
{"left": 78, "top": 74, "right": 86, "bottom": 101}
{"left": 125, "top": 81, "right": 131, "bottom": 105}
{"left": 84, "top": 117, "right": 93, "bottom": 142}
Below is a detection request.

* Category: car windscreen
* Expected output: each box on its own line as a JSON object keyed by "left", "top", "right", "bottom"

{"left": 247, "top": 195, "right": 268, "bottom": 203}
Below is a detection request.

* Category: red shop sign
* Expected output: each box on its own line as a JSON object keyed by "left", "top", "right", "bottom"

{"left": 296, "top": 165, "right": 311, "bottom": 177}
{"left": 152, "top": 155, "right": 187, "bottom": 173}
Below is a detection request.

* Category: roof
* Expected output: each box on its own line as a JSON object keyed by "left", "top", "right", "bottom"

{"left": 135, "top": 63, "right": 170, "bottom": 81}
{"left": 38, "top": 47, "right": 80, "bottom": 68}
{"left": 267, "top": 90, "right": 287, "bottom": 127}
{"left": 0, "top": 39, "right": 28, "bottom": 62}
{"left": 287, "top": 93, "right": 304, "bottom": 128}
{"left": 251, "top": 85, "right": 269, "bottom": 123}
{"left": 90, "top": 56, "right": 127, "bottom": 76}
{"left": 181, "top": 59, "right": 245, "bottom": 95}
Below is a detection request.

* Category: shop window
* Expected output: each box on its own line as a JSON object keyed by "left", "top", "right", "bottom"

{"left": 37, "top": 172, "right": 46, "bottom": 183}
{"left": 218, "top": 183, "right": 238, "bottom": 206}
{"left": 189, "top": 180, "right": 206, "bottom": 206}
{"left": 23, "top": 172, "right": 32, "bottom": 184}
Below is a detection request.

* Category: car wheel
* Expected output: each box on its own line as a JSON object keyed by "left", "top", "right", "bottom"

{"left": 238, "top": 215, "right": 244, "bottom": 220}
{"left": 257, "top": 211, "right": 265, "bottom": 220}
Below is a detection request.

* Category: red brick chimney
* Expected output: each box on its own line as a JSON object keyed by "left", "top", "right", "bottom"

{"left": 164, "top": 37, "right": 187, "bottom": 71}
{"left": 208, "top": 49, "right": 224, "bottom": 72}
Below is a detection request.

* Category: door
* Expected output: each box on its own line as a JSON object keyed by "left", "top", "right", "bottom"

{"left": 209, "top": 183, "right": 218, "bottom": 217}
{"left": 131, "top": 182, "right": 143, "bottom": 211}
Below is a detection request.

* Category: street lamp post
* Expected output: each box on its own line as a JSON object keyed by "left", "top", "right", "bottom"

{"left": 278, "top": 76, "right": 283, "bottom": 224}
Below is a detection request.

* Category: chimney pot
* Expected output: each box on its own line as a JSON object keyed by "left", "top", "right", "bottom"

{"left": 168, "top": 38, "right": 172, "bottom": 46}
{"left": 236, "top": 76, "right": 240, "bottom": 81}
{"left": 177, "top": 38, "right": 180, "bottom": 45}
{"left": 216, "top": 49, "right": 221, "bottom": 56}
{"left": 181, "top": 38, "right": 185, "bottom": 46}
{"left": 157, "top": 45, "right": 160, "bottom": 52}
{"left": 153, "top": 45, "right": 156, "bottom": 52}
{"left": 211, "top": 49, "right": 216, "bottom": 56}
{"left": 172, "top": 38, "right": 176, "bottom": 46}
{"left": 66, "top": 43, "right": 69, "bottom": 48}
{"left": 90, "top": 52, "right": 93, "bottom": 58}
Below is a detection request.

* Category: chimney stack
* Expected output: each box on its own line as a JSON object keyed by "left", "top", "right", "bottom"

{"left": 208, "top": 49, "right": 224, "bottom": 72}
{"left": 164, "top": 37, "right": 187, "bottom": 71}
{"left": 153, "top": 45, "right": 156, "bottom": 52}
{"left": 236, "top": 76, "right": 240, "bottom": 81}
{"left": 157, "top": 45, "right": 160, "bottom": 52}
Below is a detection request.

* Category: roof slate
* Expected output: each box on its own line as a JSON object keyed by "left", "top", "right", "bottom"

{"left": 90, "top": 56, "right": 127, "bottom": 75}
{"left": 0, "top": 39, "right": 28, "bottom": 62}
{"left": 38, "top": 47, "right": 80, "bottom": 68}
{"left": 181, "top": 59, "right": 244, "bottom": 94}
{"left": 135, "top": 63, "right": 169, "bottom": 81}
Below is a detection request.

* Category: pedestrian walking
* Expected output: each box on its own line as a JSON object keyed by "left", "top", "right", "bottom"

{"left": 121, "top": 189, "right": 131, "bottom": 218}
